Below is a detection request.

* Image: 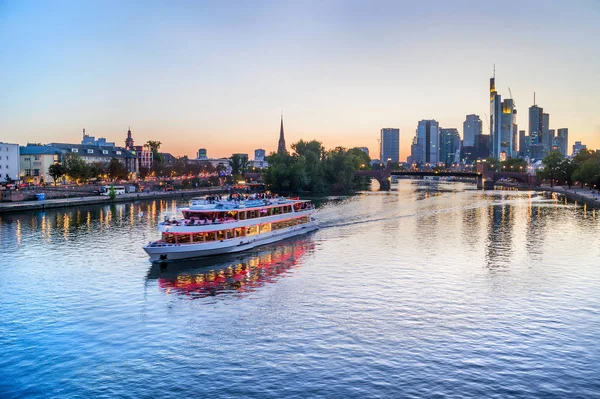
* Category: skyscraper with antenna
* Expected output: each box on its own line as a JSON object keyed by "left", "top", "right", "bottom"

{"left": 489, "top": 66, "right": 517, "bottom": 158}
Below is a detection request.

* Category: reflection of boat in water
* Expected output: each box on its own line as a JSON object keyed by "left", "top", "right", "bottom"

{"left": 146, "top": 238, "right": 314, "bottom": 298}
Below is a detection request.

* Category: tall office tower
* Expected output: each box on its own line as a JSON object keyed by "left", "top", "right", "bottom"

{"left": 529, "top": 104, "right": 544, "bottom": 145}
{"left": 545, "top": 128, "right": 555, "bottom": 151}
{"left": 518, "top": 130, "right": 526, "bottom": 156}
{"left": 489, "top": 72, "right": 516, "bottom": 158}
{"left": 463, "top": 114, "right": 482, "bottom": 147}
{"left": 409, "top": 137, "right": 423, "bottom": 165}
{"left": 572, "top": 141, "right": 586, "bottom": 156}
{"left": 542, "top": 113, "right": 552, "bottom": 150}
{"left": 197, "top": 149, "right": 208, "bottom": 159}
{"left": 439, "top": 128, "right": 461, "bottom": 166}
{"left": 254, "top": 149, "right": 266, "bottom": 161}
{"left": 380, "top": 128, "right": 400, "bottom": 163}
{"left": 556, "top": 128, "right": 569, "bottom": 156}
{"left": 416, "top": 120, "right": 440, "bottom": 164}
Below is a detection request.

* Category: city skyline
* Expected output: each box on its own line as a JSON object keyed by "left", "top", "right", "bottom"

{"left": 1, "top": 1, "right": 599, "bottom": 160}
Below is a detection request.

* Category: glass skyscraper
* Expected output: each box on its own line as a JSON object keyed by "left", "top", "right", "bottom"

{"left": 380, "top": 128, "right": 400, "bottom": 163}
{"left": 416, "top": 120, "right": 440, "bottom": 165}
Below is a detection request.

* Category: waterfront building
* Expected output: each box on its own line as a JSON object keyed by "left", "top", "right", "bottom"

{"left": 489, "top": 74, "right": 517, "bottom": 158}
{"left": 572, "top": 141, "right": 586, "bottom": 156}
{"left": 19, "top": 144, "right": 61, "bottom": 185}
{"left": 556, "top": 128, "right": 569, "bottom": 156}
{"left": 50, "top": 142, "right": 138, "bottom": 176}
{"left": 0, "top": 142, "right": 20, "bottom": 184}
{"left": 463, "top": 114, "right": 482, "bottom": 147}
{"left": 380, "top": 128, "right": 400, "bottom": 163}
{"left": 133, "top": 144, "right": 153, "bottom": 172}
{"left": 439, "top": 128, "right": 460, "bottom": 166}
{"left": 416, "top": 120, "right": 439, "bottom": 165}
{"left": 278, "top": 115, "right": 287, "bottom": 154}
{"left": 197, "top": 149, "right": 208, "bottom": 160}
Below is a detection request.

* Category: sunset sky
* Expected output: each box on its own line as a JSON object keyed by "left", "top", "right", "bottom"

{"left": 1, "top": 1, "right": 599, "bottom": 161}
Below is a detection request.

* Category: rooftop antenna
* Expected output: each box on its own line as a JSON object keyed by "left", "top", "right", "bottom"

{"left": 534, "top": 92, "right": 536, "bottom": 106}
{"left": 493, "top": 63, "right": 495, "bottom": 79}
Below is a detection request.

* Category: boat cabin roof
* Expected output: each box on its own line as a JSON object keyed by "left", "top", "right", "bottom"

{"left": 184, "top": 198, "right": 310, "bottom": 213}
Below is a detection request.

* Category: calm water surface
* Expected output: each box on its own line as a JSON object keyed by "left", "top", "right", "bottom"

{"left": 1, "top": 181, "right": 599, "bottom": 398}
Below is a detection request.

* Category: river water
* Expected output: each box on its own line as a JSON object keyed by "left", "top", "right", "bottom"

{"left": 1, "top": 180, "right": 599, "bottom": 398}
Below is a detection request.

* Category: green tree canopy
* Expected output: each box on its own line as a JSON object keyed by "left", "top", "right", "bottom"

{"left": 48, "top": 163, "right": 65, "bottom": 186}
{"left": 108, "top": 158, "right": 128, "bottom": 181}
{"left": 63, "top": 153, "right": 88, "bottom": 183}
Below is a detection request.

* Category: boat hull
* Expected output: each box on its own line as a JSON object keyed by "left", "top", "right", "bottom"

{"left": 144, "top": 222, "right": 318, "bottom": 261}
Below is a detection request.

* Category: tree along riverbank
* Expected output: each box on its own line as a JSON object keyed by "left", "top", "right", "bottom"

{"left": 0, "top": 187, "right": 227, "bottom": 214}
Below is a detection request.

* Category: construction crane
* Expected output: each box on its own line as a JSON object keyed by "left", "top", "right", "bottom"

{"left": 508, "top": 86, "right": 516, "bottom": 108}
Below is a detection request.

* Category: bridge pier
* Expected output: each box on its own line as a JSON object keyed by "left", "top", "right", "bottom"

{"left": 377, "top": 178, "right": 391, "bottom": 191}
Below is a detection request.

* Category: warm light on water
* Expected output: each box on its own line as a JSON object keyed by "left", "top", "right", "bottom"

{"left": 0, "top": 181, "right": 599, "bottom": 397}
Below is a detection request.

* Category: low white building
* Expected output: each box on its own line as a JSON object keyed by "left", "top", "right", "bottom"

{"left": 0, "top": 142, "right": 20, "bottom": 184}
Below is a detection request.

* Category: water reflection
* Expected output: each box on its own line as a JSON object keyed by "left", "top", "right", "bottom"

{"left": 147, "top": 238, "right": 315, "bottom": 299}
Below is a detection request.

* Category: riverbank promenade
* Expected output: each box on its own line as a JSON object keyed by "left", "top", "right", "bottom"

{"left": 0, "top": 187, "right": 227, "bottom": 214}
{"left": 546, "top": 185, "right": 600, "bottom": 207}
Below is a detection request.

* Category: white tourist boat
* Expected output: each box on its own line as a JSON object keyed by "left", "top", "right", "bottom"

{"left": 143, "top": 195, "right": 318, "bottom": 261}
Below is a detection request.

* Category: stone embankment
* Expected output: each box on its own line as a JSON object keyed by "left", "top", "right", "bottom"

{"left": 0, "top": 187, "right": 227, "bottom": 214}
{"left": 544, "top": 185, "right": 600, "bottom": 208}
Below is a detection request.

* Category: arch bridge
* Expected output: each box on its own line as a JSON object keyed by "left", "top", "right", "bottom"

{"left": 355, "top": 161, "right": 537, "bottom": 190}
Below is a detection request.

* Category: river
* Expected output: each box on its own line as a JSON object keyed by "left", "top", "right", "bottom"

{"left": 1, "top": 180, "right": 599, "bottom": 398}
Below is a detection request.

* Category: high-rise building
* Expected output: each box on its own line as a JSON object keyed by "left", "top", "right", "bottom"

{"left": 380, "top": 128, "right": 400, "bottom": 163}
{"left": 416, "top": 120, "right": 439, "bottom": 164}
{"left": 439, "top": 128, "right": 460, "bottom": 166}
{"left": 556, "top": 128, "right": 569, "bottom": 156}
{"left": 358, "top": 147, "right": 369, "bottom": 157}
{"left": 278, "top": 114, "right": 286, "bottom": 154}
{"left": 409, "top": 137, "right": 423, "bottom": 165}
{"left": 573, "top": 141, "right": 586, "bottom": 156}
{"left": 254, "top": 149, "right": 266, "bottom": 161}
{"left": 529, "top": 105, "right": 544, "bottom": 146}
{"left": 489, "top": 73, "right": 517, "bottom": 158}
{"left": 463, "top": 115, "right": 482, "bottom": 147}
{"left": 518, "top": 130, "right": 526, "bottom": 156}
{"left": 197, "top": 149, "right": 208, "bottom": 159}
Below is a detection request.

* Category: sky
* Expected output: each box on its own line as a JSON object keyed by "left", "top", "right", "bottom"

{"left": 1, "top": 0, "right": 599, "bottom": 161}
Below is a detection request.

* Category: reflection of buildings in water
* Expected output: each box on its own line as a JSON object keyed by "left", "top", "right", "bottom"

{"left": 461, "top": 205, "right": 482, "bottom": 250}
{"left": 524, "top": 202, "right": 548, "bottom": 263}
{"left": 484, "top": 202, "right": 516, "bottom": 269}
{"left": 147, "top": 239, "right": 314, "bottom": 299}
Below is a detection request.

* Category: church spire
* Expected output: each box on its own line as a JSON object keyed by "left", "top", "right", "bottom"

{"left": 278, "top": 113, "right": 287, "bottom": 154}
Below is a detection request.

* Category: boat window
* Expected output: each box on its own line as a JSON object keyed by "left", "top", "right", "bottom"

{"left": 246, "top": 225, "right": 259, "bottom": 236}
{"left": 192, "top": 233, "right": 204, "bottom": 242}
{"left": 260, "top": 223, "right": 271, "bottom": 234}
{"left": 162, "top": 233, "right": 176, "bottom": 243}
{"left": 178, "top": 234, "right": 191, "bottom": 244}
{"left": 226, "top": 229, "right": 234, "bottom": 239}
{"left": 217, "top": 230, "right": 225, "bottom": 241}
{"left": 235, "top": 228, "right": 246, "bottom": 237}
{"left": 239, "top": 211, "right": 246, "bottom": 220}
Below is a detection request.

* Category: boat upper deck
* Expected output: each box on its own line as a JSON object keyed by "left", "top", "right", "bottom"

{"left": 186, "top": 196, "right": 312, "bottom": 213}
